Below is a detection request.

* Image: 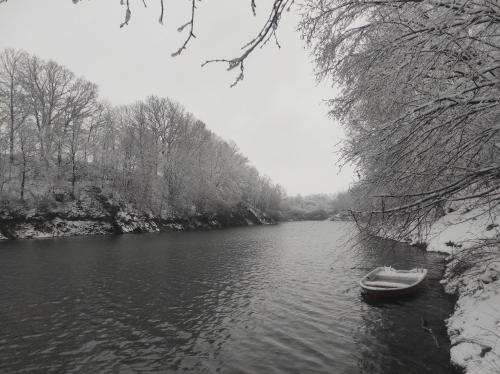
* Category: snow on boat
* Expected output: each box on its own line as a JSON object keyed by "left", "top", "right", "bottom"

{"left": 360, "top": 267, "right": 427, "bottom": 297}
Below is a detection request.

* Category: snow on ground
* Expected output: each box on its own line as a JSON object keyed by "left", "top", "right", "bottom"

{"left": 427, "top": 205, "right": 500, "bottom": 254}
{"left": 426, "top": 205, "right": 500, "bottom": 374}
{"left": 11, "top": 219, "right": 115, "bottom": 239}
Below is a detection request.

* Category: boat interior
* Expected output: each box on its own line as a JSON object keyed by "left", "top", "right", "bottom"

{"left": 363, "top": 269, "right": 424, "bottom": 289}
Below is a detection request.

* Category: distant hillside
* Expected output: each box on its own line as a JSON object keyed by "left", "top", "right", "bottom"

{"left": 279, "top": 191, "right": 354, "bottom": 221}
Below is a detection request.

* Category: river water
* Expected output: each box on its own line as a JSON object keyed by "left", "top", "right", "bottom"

{"left": 0, "top": 221, "right": 460, "bottom": 373}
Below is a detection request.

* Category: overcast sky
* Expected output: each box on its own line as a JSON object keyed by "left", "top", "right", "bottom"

{"left": 0, "top": 0, "right": 354, "bottom": 195}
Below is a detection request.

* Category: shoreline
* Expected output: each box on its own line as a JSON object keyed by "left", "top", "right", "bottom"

{"left": 426, "top": 207, "right": 500, "bottom": 374}
{"left": 0, "top": 190, "right": 275, "bottom": 241}
{"left": 0, "top": 211, "right": 275, "bottom": 241}
{"left": 377, "top": 206, "right": 500, "bottom": 374}
{"left": 0, "top": 215, "right": 277, "bottom": 241}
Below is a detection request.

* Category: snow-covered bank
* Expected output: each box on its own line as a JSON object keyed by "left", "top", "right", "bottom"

{"left": 426, "top": 206, "right": 500, "bottom": 374}
{"left": 0, "top": 188, "right": 275, "bottom": 240}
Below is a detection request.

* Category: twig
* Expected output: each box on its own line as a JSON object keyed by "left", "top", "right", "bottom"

{"left": 120, "top": 0, "right": 131, "bottom": 28}
{"left": 421, "top": 318, "right": 440, "bottom": 348}
{"left": 159, "top": 0, "right": 164, "bottom": 24}
{"left": 202, "top": 0, "right": 293, "bottom": 86}
{"left": 171, "top": 0, "right": 197, "bottom": 57}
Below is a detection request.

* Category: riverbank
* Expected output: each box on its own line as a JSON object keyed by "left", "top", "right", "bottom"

{"left": 393, "top": 205, "right": 500, "bottom": 373}
{"left": 0, "top": 188, "right": 274, "bottom": 240}
{"left": 424, "top": 206, "right": 500, "bottom": 374}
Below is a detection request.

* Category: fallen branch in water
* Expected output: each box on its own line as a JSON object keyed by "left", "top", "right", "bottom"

{"left": 421, "top": 317, "right": 440, "bottom": 348}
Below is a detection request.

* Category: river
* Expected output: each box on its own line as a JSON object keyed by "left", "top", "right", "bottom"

{"left": 0, "top": 221, "right": 461, "bottom": 373}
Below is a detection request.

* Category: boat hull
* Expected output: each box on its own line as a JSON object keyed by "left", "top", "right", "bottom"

{"left": 359, "top": 267, "right": 427, "bottom": 299}
{"left": 361, "top": 281, "right": 424, "bottom": 298}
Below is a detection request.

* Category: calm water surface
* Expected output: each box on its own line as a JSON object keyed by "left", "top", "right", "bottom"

{"left": 0, "top": 221, "right": 460, "bottom": 373}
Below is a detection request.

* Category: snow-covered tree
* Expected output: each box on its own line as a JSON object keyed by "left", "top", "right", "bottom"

{"left": 301, "top": 0, "right": 500, "bottom": 237}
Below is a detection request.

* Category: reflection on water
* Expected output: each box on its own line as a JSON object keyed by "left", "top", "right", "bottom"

{"left": 0, "top": 221, "right": 461, "bottom": 373}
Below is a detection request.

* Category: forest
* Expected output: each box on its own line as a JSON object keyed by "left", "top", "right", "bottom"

{"left": 0, "top": 49, "right": 283, "bottom": 220}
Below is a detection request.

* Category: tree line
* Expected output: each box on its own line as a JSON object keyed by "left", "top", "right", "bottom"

{"left": 301, "top": 0, "right": 500, "bottom": 238}
{"left": 0, "top": 48, "right": 283, "bottom": 217}
{"left": 280, "top": 192, "right": 355, "bottom": 221}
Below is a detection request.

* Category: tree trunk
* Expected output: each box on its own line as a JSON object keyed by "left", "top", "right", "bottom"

{"left": 9, "top": 80, "right": 15, "bottom": 167}
{"left": 71, "top": 155, "right": 76, "bottom": 199}
{"left": 20, "top": 156, "right": 26, "bottom": 200}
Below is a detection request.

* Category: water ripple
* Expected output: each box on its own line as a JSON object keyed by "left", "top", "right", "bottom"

{"left": 0, "top": 222, "right": 460, "bottom": 373}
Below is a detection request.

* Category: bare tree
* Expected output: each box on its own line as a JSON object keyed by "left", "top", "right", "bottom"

{"left": 20, "top": 56, "right": 73, "bottom": 179}
{"left": 17, "top": 119, "right": 37, "bottom": 200}
{"left": 0, "top": 49, "right": 27, "bottom": 173}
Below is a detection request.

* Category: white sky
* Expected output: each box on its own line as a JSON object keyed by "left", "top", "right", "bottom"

{"left": 0, "top": 0, "right": 354, "bottom": 195}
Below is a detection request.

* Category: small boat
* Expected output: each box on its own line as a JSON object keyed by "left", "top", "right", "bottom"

{"left": 360, "top": 267, "right": 427, "bottom": 297}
